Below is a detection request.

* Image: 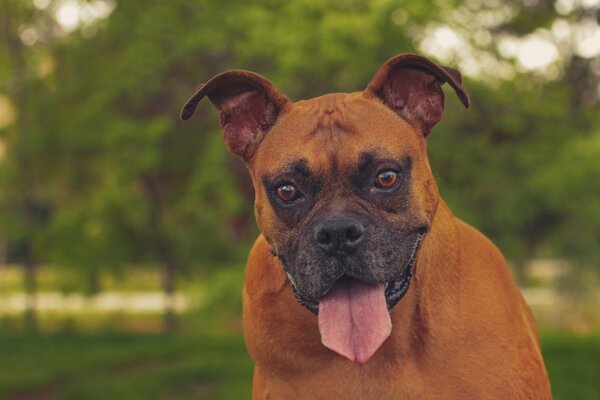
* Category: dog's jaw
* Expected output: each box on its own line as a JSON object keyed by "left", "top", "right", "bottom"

{"left": 282, "top": 233, "right": 424, "bottom": 315}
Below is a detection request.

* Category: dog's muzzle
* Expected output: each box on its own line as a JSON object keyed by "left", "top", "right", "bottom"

{"left": 284, "top": 233, "right": 424, "bottom": 315}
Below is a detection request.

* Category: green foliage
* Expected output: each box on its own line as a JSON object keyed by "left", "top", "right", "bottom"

{"left": 429, "top": 76, "right": 595, "bottom": 262}
{"left": 0, "top": 0, "right": 598, "bottom": 288}
{"left": 195, "top": 265, "right": 246, "bottom": 322}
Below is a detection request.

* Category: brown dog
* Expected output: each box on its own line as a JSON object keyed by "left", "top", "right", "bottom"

{"left": 181, "top": 54, "right": 551, "bottom": 399}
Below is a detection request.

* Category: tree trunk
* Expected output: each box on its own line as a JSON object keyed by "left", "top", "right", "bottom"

{"left": 87, "top": 268, "right": 101, "bottom": 296}
{"left": 141, "top": 173, "right": 179, "bottom": 333}
{"left": 1, "top": 3, "right": 39, "bottom": 334}
{"left": 23, "top": 252, "right": 37, "bottom": 333}
{"left": 0, "top": 238, "right": 7, "bottom": 265}
{"left": 160, "top": 260, "right": 177, "bottom": 333}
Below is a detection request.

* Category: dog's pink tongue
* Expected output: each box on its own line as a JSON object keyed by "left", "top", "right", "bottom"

{"left": 318, "top": 279, "right": 391, "bottom": 364}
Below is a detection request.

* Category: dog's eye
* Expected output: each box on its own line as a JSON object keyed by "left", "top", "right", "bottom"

{"left": 276, "top": 184, "right": 301, "bottom": 202}
{"left": 374, "top": 170, "right": 398, "bottom": 189}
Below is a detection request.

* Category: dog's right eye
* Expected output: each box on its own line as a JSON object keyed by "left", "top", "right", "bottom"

{"left": 374, "top": 170, "right": 399, "bottom": 189}
{"left": 276, "top": 184, "right": 301, "bottom": 203}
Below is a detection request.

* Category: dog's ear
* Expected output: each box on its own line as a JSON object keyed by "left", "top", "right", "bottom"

{"left": 181, "top": 70, "right": 290, "bottom": 161}
{"left": 365, "top": 54, "right": 469, "bottom": 136}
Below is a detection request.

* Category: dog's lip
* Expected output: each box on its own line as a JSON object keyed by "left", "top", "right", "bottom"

{"left": 383, "top": 233, "right": 423, "bottom": 310}
{"left": 287, "top": 234, "right": 424, "bottom": 315}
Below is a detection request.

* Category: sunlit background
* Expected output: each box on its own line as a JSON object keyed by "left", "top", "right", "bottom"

{"left": 1, "top": 0, "right": 599, "bottom": 399}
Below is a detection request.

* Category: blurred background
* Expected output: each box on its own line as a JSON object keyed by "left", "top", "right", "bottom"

{"left": 0, "top": 0, "right": 599, "bottom": 398}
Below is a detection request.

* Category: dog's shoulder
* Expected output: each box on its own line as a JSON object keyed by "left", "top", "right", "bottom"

{"left": 452, "top": 216, "right": 527, "bottom": 324}
{"left": 450, "top": 218, "right": 551, "bottom": 398}
{"left": 453, "top": 217, "right": 507, "bottom": 268}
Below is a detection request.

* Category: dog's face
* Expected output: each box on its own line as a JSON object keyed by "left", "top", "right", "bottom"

{"left": 182, "top": 54, "right": 469, "bottom": 314}
{"left": 250, "top": 92, "right": 435, "bottom": 312}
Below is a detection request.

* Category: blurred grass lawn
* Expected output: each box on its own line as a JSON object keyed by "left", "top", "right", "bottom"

{"left": 0, "top": 331, "right": 253, "bottom": 400}
{"left": 1, "top": 329, "right": 599, "bottom": 399}
{"left": 2, "top": 267, "right": 599, "bottom": 398}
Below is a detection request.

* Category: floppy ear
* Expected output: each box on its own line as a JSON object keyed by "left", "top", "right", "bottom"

{"left": 180, "top": 70, "right": 290, "bottom": 161}
{"left": 365, "top": 54, "right": 469, "bottom": 136}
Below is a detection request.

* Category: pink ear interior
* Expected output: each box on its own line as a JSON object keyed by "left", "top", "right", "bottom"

{"left": 211, "top": 85, "right": 278, "bottom": 159}
{"left": 366, "top": 54, "right": 469, "bottom": 136}
{"left": 379, "top": 68, "right": 446, "bottom": 135}
{"left": 180, "top": 70, "right": 290, "bottom": 161}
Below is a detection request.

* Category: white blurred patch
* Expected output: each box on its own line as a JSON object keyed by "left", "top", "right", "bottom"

{"left": 581, "top": 0, "right": 600, "bottom": 7}
{"left": 0, "top": 291, "right": 190, "bottom": 315}
{"left": 53, "top": 0, "right": 116, "bottom": 33}
{"left": 33, "top": 0, "right": 51, "bottom": 10}
{"left": 19, "top": 26, "right": 38, "bottom": 46}
{"left": 420, "top": 26, "right": 466, "bottom": 63}
{"left": 574, "top": 19, "right": 600, "bottom": 58}
{"left": 497, "top": 36, "right": 520, "bottom": 58}
{"left": 516, "top": 36, "right": 559, "bottom": 70}
{"left": 555, "top": 0, "right": 576, "bottom": 15}
{"left": 56, "top": 1, "right": 80, "bottom": 32}
{"left": 551, "top": 19, "right": 572, "bottom": 41}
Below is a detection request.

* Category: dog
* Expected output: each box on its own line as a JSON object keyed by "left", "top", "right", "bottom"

{"left": 181, "top": 54, "right": 551, "bottom": 399}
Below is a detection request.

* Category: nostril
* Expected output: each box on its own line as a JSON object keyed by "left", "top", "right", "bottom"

{"left": 346, "top": 225, "right": 364, "bottom": 242}
{"left": 316, "top": 230, "right": 331, "bottom": 245}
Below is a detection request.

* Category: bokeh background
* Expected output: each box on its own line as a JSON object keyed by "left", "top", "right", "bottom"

{"left": 1, "top": 0, "right": 599, "bottom": 399}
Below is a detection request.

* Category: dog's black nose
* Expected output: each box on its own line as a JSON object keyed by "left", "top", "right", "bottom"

{"left": 315, "top": 216, "right": 365, "bottom": 255}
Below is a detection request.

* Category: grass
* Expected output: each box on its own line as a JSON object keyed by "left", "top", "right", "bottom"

{"left": 0, "top": 331, "right": 253, "bottom": 400}
{"left": 0, "top": 328, "right": 599, "bottom": 399}
{"left": 1, "top": 266, "right": 598, "bottom": 398}
{"left": 542, "top": 331, "right": 600, "bottom": 399}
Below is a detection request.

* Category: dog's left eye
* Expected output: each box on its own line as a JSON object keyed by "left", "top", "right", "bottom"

{"left": 276, "top": 183, "right": 302, "bottom": 203}
{"left": 374, "top": 170, "right": 399, "bottom": 189}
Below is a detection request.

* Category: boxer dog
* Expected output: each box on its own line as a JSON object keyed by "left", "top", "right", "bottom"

{"left": 181, "top": 54, "right": 551, "bottom": 399}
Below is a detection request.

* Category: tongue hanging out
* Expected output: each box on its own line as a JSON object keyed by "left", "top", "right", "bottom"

{"left": 318, "top": 278, "right": 392, "bottom": 364}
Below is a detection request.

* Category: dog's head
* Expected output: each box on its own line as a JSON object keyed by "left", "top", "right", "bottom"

{"left": 182, "top": 54, "right": 468, "bottom": 313}
{"left": 183, "top": 54, "right": 468, "bottom": 363}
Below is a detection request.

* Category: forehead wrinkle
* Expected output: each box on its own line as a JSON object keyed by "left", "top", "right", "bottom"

{"left": 302, "top": 94, "right": 357, "bottom": 139}
{"left": 333, "top": 95, "right": 358, "bottom": 135}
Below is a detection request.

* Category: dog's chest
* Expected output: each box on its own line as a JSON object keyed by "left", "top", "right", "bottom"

{"left": 252, "top": 361, "right": 470, "bottom": 400}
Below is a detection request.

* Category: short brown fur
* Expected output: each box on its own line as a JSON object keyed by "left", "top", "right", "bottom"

{"left": 182, "top": 54, "right": 551, "bottom": 399}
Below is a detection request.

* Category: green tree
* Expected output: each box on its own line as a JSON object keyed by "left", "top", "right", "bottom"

{"left": 0, "top": 0, "right": 598, "bottom": 332}
{"left": 0, "top": 1, "right": 61, "bottom": 330}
